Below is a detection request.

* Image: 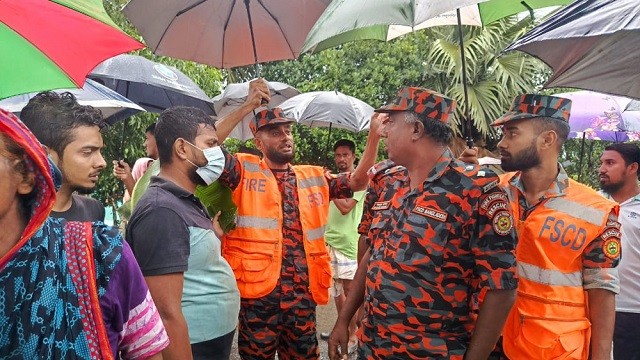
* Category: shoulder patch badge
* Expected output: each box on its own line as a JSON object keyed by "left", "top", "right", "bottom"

{"left": 603, "top": 238, "right": 621, "bottom": 259}
{"left": 602, "top": 224, "right": 622, "bottom": 259}
{"left": 493, "top": 210, "right": 513, "bottom": 236}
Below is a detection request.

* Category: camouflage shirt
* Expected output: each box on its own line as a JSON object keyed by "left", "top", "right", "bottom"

{"left": 219, "top": 150, "right": 352, "bottom": 309}
{"left": 360, "top": 149, "right": 518, "bottom": 359}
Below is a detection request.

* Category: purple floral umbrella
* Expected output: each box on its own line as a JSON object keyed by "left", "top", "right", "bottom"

{"left": 557, "top": 91, "right": 640, "bottom": 142}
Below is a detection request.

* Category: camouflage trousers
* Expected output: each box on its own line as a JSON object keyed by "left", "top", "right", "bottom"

{"left": 238, "top": 302, "right": 319, "bottom": 360}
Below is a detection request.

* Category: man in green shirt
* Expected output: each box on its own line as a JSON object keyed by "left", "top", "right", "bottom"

{"left": 322, "top": 139, "right": 365, "bottom": 355}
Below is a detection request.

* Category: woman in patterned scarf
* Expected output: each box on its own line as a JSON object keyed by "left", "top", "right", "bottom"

{"left": 0, "top": 109, "right": 169, "bottom": 359}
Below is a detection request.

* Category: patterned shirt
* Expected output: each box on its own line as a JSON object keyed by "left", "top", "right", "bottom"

{"left": 360, "top": 150, "right": 518, "bottom": 359}
{"left": 219, "top": 150, "right": 352, "bottom": 309}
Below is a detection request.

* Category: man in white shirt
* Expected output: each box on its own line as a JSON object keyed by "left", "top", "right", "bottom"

{"left": 599, "top": 143, "right": 640, "bottom": 360}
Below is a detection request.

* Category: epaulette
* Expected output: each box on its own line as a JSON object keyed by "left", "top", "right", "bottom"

{"left": 367, "top": 160, "right": 403, "bottom": 180}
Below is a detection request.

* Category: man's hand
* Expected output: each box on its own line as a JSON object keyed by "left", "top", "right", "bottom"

{"left": 212, "top": 211, "right": 224, "bottom": 238}
{"left": 328, "top": 322, "right": 350, "bottom": 360}
{"left": 458, "top": 146, "right": 479, "bottom": 164}
{"left": 369, "top": 112, "right": 386, "bottom": 136}
{"left": 112, "top": 160, "right": 132, "bottom": 181}
{"left": 244, "top": 78, "right": 270, "bottom": 110}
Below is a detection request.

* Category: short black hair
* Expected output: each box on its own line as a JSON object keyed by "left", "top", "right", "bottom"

{"left": 145, "top": 122, "right": 156, "bottom": 135}
{"left": 20, "top": 92, "right": 106, "bottom": 156}
{"left": 333, "top": 139, "right": 356, "bottom": 153}
{"left": 155, "top": 106, "right": 216, "bottom": 165}
{"left": 532, "top": 117, "right": 570, "bottom": 147}
{"left": 406, "top": 112, "right": 452, "bottom": 145}
{"left": 605, "top": 143, "right": 640, "bottom": 177}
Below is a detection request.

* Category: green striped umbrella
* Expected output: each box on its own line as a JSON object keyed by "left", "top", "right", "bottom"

{"left": 0, "top": 0, "right": 143, "bottom": 100}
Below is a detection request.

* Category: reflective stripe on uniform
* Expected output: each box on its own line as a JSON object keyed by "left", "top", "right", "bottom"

{"left": 298, "top": 176, "right": 325, "bottom": 189}
{"left": 307, "top": 225, "right": 326, "bottom": 242}
{"left": 544, "top": 197, "right": 606, "bottom": 226}
{"left": 518, "top": 261, "right": 582, "bottom": 287}
{"left": 243, "top": 161, "right": 262, "bottom": 173}
{"left": 236, "top": 215, "right": 278, "bottom": 230}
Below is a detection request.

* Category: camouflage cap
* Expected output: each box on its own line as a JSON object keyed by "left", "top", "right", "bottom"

{"left": 492, "top": 94, "right": 571, "bottom": 126}
{"left": 250, "top": 107, "right": 295, "bottom": 135}
{"left": 375, "top": 87, "right": 456, "bottom": 124}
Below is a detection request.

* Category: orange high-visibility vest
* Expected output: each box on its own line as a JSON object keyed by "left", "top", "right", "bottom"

{"left": 499, "top": 174, "right": 619, "bottom": 360}
{"left": 222, "top": 154, "right": 332, "bottom": 304}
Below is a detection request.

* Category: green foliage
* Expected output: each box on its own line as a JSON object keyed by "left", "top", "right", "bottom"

{"left": 96, "top": 0, "right": 224, "bottom": 223}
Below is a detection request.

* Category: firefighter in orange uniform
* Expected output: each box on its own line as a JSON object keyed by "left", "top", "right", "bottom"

{"left": 493, "top": 94, "right": 621, "bottom": 360}
{"left": 214, "top": 95, "right": 381, "bottom": 360}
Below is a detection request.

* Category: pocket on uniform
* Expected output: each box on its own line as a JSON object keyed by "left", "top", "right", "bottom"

{"left": 223, "top": 237, "right": 277, "bottom": 283}
{"left": 309, "top": 252, "right": 332, "bottom": 288}
{"left": 516, "top": 316, "right": 590, "bottom": 359}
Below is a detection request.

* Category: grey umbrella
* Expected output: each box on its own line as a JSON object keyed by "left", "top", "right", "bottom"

{"left": 123, "top": 0, "right": 331, "bottom": 72}
{"left": 0, "top": 79, "right": 144, "bottom": 125}
{"left": 89, "top": 54, "right": 215, "bottom": 114}
{"left": 504, "top": 0, "right": 640, "bottom": 99}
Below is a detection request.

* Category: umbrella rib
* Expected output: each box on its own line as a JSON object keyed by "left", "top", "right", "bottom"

{"left": 255, "top": 0, "right": 296, "bottom": 56}
{"left": 222, "top": 0, "right": 237, "bottom": 68}
{"left": 155, "top": 0, "right": 208, "bottom": 53}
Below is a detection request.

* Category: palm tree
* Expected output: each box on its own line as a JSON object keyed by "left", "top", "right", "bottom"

{"left": 425, "top": 17, "right": 550, "bottom": 139}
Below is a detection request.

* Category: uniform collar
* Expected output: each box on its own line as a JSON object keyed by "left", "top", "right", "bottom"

{"left": 424, "top": 148, "right": 455, "bottom": 184}
{"left": 507, "top": 164, "right": 570, "bottom": 198}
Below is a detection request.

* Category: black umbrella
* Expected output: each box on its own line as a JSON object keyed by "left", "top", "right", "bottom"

{"left": 89, "top": 54, "right": 215, "bottom": 114}
{"left": 504, "top": 0, "right": 640, "bottom": 99}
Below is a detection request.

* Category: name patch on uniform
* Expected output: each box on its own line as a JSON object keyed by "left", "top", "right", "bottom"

{"left": 482, "top": 180, "right": 499, "bottom": 193}
{"left": 412, "top": 206, "right": 448, "bottom": 222}
{"left": 371, "top": 201, "right": 391, "bottom": 211}
{"left": 493, "top": 210, "right": 514, "bottom": 236}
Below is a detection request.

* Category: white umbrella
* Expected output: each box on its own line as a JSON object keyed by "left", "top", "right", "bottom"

{"left": 0, "top": 79, "right": 144, "bottom": 125}
{"left": 279, "top": 91, "right": 373, "bottom": 132}
{"left": 214, "top": 79, "right": 300, "bottom": 140}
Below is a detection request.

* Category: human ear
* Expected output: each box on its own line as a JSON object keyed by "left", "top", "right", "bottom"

{"left": 412, "top": 121, "right": 425, "bottom": 141}
{"left": 16, "top": 170, "right": 35, "bottom": 195}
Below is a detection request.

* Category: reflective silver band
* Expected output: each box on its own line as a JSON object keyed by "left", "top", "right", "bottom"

{"left": 518, "top": 261, "right": 582, "bottom": 287}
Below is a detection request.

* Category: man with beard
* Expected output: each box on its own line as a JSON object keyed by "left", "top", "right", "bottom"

{"left": 126, "top": 103, "right": 266, "bottom": 358}
{"left": 329, "top": 87, "right": 518, "bottom": 360}
{"left": 214, "top": 104, "right": 381, "bottom": 359}
{"left": 21, "top": 92, "right": 106, "bottom": 222}
{"left": 598, "top": 143, "right": 640, "bottom": 360}
{"left": 493, "top": 94, "right": 621, "bottom": 360}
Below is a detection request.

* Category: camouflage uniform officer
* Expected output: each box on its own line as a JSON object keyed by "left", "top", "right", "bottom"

{"left": 329, "top": 87, "right": 519, "bottom": 360}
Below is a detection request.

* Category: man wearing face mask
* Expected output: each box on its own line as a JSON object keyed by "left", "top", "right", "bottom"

{"left": 126, "top": 105, "right": 245, "bottom": 360}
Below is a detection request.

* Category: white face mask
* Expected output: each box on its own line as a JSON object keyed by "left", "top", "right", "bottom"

{"left": 185, "top": 141, "right": 225, "bottom": 185}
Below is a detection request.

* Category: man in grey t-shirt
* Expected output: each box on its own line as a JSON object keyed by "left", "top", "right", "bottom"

{"left": 127, "top": 106, "right": 244, "bottom": 360}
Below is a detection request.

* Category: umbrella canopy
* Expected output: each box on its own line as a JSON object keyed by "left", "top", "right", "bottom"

{"left": 0, "top": 0, "right": 143, "bottom": 99}
{"left": 123, "top": 0, "right": 331, "bottom": 69}
{"left": 557, "top": 91, "right": 640, "bottom": 142}
{"left": 279, "top": 91, "right": 373, "bottom": 132}
{"left": 504, "top": 0, "right": 640, "bottom": 100}
{"left": 213, "top": 80, "right": 300, "bottom": 140}
{"left": 0, "top": 79, "right": 145, "bottom": 125}
{"left": 89, "top": 54, "right": 215, "bottom": 115}
{"left": 303, "top": 0, "right": 570, "bottom": 53}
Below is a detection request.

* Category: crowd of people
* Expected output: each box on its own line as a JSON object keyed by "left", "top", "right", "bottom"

{"left": 1, "top": 77, "right": 639, "bottom": 360}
